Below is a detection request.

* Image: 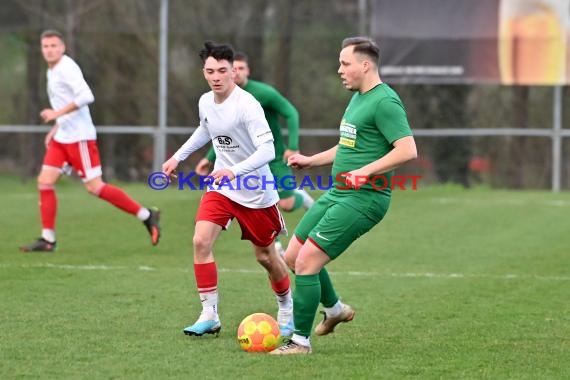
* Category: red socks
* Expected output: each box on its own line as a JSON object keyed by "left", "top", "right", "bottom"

{"left": 39, "top": 184, "right": 57, "bottom": 230}
{"left": 194, "top": 262, "right": 218, "bottom": 294}
{"left": 97, "top": 184, "right": 141, "bottom": 215}
{"left": 271, "top": 275, "right": 291, "bottom": 296}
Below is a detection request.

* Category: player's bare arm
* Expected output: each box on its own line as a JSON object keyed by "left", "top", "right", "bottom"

{"left": 356, "top": 135, "right": 417, "bottom": 177}
{"left": 288, "top": 145, "right": 338, "bottom": 169}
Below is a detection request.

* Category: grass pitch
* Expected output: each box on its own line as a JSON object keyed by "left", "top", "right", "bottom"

{"left": 0, "top": 176, "right": 568, "bottom": 379}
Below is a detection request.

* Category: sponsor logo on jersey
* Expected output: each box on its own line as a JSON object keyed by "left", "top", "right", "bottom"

{"left": 215, "top": 135, "right": 233, "bottom": 145}
{"left": 339, "top": 120, "right": 357, "bottom": 147}
{"left": 213, "top": 135, "right": 240, "bottom": 152}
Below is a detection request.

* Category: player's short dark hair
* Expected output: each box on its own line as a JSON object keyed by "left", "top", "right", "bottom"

{"left": 199, "top": 41, "right": 234, "bottom": 64}
{"left": 341, "top": 36, "right": 380, "bottom": 66}
{"left": 234, "top": 51, "right": 248, "bottom": 63}
{"left": 41, "top": 29, "right": 65, "bottom": 43}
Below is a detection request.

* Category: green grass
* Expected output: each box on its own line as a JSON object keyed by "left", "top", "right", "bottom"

{"left": 1, "top": 177, "right": 569, "bottom": 379}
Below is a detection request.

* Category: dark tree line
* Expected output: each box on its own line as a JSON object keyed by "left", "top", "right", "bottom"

{"left": 0, "top": 0, "right": 565, "bottom": 188}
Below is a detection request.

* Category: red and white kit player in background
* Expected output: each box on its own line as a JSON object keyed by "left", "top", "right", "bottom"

{"left": 162, "top": 41, "right": 294, "bottom": 337}
{"left": 20, "top": 29, "right": 161, "bottom": 252}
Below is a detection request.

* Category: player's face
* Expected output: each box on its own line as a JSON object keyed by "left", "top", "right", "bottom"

{"left": 338, "top": 46, "right": 365, "bottom": 92}
{"left": 233, "top": 59, "right": 250, "bottom": 87}
{"left": 203, "top": 57, "right": 236, "bottom": 98}
{"left": 41, "top": 36, "right": 65, "bottom": 67}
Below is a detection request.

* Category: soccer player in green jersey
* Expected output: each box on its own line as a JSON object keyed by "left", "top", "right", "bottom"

{"left": 270, "top": 36, "right": 418, "bottom": 355}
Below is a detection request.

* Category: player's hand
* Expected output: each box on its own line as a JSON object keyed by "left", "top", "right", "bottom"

{"left": 283, "top": 149, "right": 298, "bottom": 162}
{"left": 342, "top": 168, "right": 371, "bottom": 189}
{"left": 210, "top": 168, "right": 235, "bottom": 185}
{"left": 195, "top": 158, "right": 211, "bottom": 176}
{"left": 162, "top": 157, "right": 180, "bottom": 180}
{"left": 40, "top": 108, "right": 59, "bottom": 123}
{"left": 287, "top": 153, "right": 311, "bottom": 169}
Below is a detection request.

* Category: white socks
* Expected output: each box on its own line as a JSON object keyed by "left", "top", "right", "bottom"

{"left": 42, "top": 229, "right": 56, "bottom": 243}
{"left": 276, "top": 289, "right": 293, "bottom": 310}
{"left": 198, "top": 291, "right": 219, "bottom": 320}
{"left": 324, "top": 300, "right": 343, "bottom": 317}
{"left": 291, "top": 334, "right": 311, "bottom": 347}
{"left": 137, "top": 207, "right": 151, "bottom": 221}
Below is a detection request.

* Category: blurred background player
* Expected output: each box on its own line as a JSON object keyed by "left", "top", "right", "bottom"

{"left": 271, "top": 36, "right": 417, "bottom": 354}
{"left": 162, "top": 42, "right": 294, "bottom": 337}
{"left": 20, "top": 30, "right": 160, "bottom": 252}
{"left": 194, "top": 51, "right": 314, "bottom": 255}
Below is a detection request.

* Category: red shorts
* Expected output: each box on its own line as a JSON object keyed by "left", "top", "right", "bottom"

{"left": 43, "top": 140, "right": 102, "bottom": 181}
{"left": 196, "top": 191, "right": 286, "bottom": 247}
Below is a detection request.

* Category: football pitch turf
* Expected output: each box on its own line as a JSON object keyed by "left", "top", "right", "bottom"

{"left": 1, "top": 176, "right": 568, "bottom": 379}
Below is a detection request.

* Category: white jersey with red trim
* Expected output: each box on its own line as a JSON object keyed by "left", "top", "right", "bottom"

{"left": 48, "top": 55, "right": 96, "bottom": 143}
{"left": 200, "top": 86, "right": 279, "bottom": 208}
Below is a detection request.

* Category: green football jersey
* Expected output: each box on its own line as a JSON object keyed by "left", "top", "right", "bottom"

{"left": 331, "top": 83, "right": 413, "bottom": 198}
{"left": 244, "top": 80, "right": 299, "bottom": 159}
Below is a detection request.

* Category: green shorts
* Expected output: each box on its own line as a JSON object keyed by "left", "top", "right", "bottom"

{"left": 294, "top": 190, "right": 388, "bottom": 259}
{"left": 269, "top": 159, "right": 295, "bottom": 199}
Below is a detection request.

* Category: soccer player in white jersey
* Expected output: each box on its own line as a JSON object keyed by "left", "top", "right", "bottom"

{"left": 162, "top": 41, "right": 294, "bottom": 337}
{"left": 20, "top": 30, "right": 161, "bottom": 252}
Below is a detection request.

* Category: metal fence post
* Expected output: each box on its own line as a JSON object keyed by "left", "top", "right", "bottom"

{"left": 153, "top": 0, "right": 169, "bottom": 173}
{"left": 552, "top": 86, "right": 562, "bottom": 192}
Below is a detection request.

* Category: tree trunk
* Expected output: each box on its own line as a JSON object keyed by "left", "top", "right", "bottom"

{"left": 274, "top": 0, "right": 294, "bottom": 96}
{"left": 20, "top": 9, "right": 43, "bottom": 181}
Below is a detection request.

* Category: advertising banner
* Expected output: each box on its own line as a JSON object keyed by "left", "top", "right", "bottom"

{"left": 372, "top": 0, "right": 570, "bottom": 85}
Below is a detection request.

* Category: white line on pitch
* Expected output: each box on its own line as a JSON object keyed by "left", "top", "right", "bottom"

{"left": 1, "top": 263, "right": 569, "bottom": 281}
{"left": 431, "top": 197, "right": 570, "bottom": 207}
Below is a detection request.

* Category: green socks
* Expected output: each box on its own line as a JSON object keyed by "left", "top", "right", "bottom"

{"left": 319, "top": 268, "right": 339, "bottom": 308}
{"left": 293, "top": 274, "right": 321, "bottom": 336}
